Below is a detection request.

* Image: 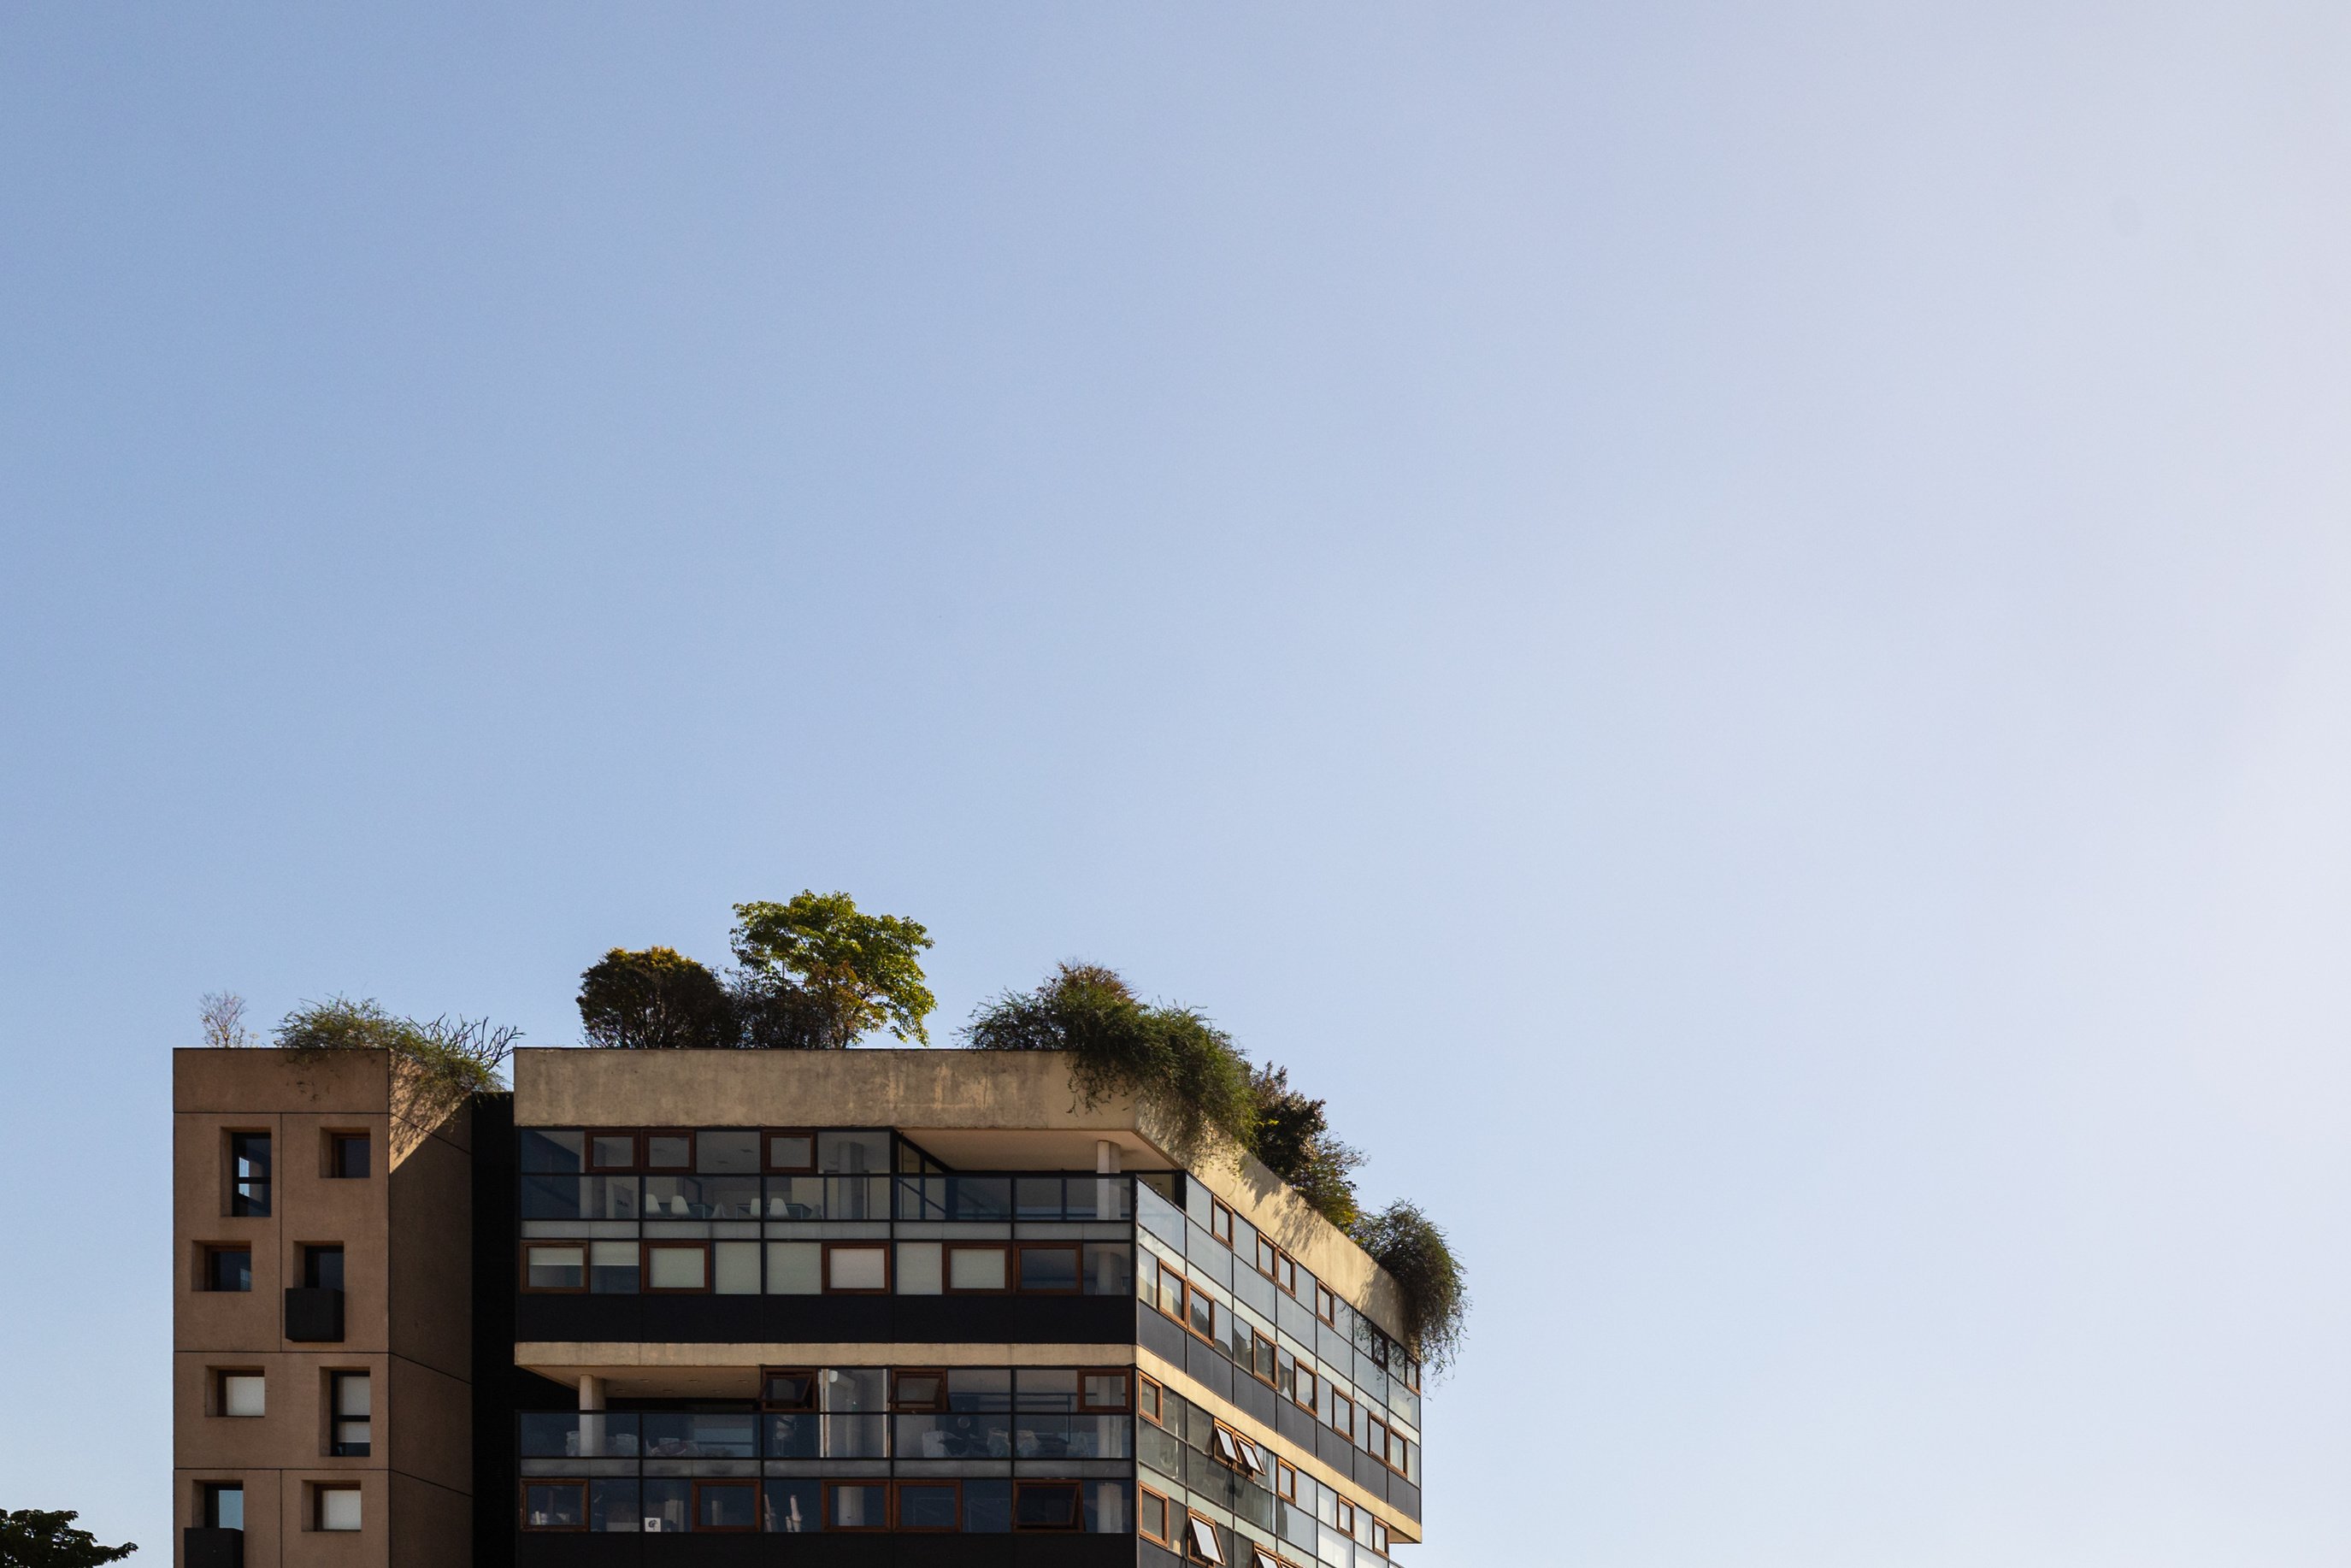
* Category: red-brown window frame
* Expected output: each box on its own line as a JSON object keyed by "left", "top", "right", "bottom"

{"left": 1139, "top": 1484, "right": 1173, "bottom": 1546}
{"left": 1274, "top": 1458, "right": 1299, "bottom": 1502}
{"left": 1138, "top": 1372, "right": 1166, "bottom": 1426}
{"left": 1334, "top": 1498, "right": 1357, "bottom": 1535}
{"left": 1187, "top": 1287, "right": 1217, "bottom": 1344}
{"left": 1186, "top": 1511, "right": 1229, "bottom": 1564}
{"left": 692, "top": 1478, "right": 758, "bottom": 1533}
{"left": 822, "top": 1241, "right": 892, "bottom": 1294}
{"left": 1209, "top": 1200, "right": 1234, "bottom": 1244}
{"left": 1367, "top": 1415, "right": 1390, "bottom": 1465}
{"left": 944, "top": 1242, "right": 1011, "bottom": 1294}
{"left": 1080, "top": 1366, "right": 1132, "bottom": 1412}
{"left": 892, "top": 1369, "right": 947, "bottom": 1411}
{"left": 1330, "top": 1389, "right": 1356, "bottom": 1440}
{"left": 518, "top": 1479, "right": 586, "bottom": 1531}
{"left": 1315, "top": 1282, "right": 1337, "bottom": 1324}
{"left": 1016, "top": 1243, "right": 1082, "bottom": 1294}
{"left": 1293, "top": 1364, "right": 1319, "bottom": 1413}
{"left": 519, "top": 1242, "right": 588, "bottom": 1294}
{"left": 641, "top": 1239, "right": 710, "bottom": 1294}
{"left": 761, "top": 1366, "right": 818, "bottom": 1410}
{"left": 893, "top": 1478, "right": 960, "bottom": 1532}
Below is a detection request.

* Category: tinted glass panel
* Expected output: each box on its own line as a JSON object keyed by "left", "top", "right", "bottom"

{"left": 898, "top": 1483, "right": 957, "bottom": 1529}
{"left": 698, "top": 1483, "right": 757, "bottom": 1530}
{"left": 645, "top": 1134, "right": 692, "bottom": 1169}
{"left": 829, "top": 1483, "right": 887, "bottom": 1529}
{"left": 816, "top": 1130, "right": 889, "bottom": 1173}
{"left": 1020, "top": 1246, "right": 1080, "bottom": 1293}
{"left": 206, "top": 1247, "right": 251, "bottom": 1293}
{"left": 764, "top": 1478, "right": 819, "bottom": 1532}
{"left": 1016, "top": 1483, "right": 1081, "bottom": 1530}
{"left": 521, "top": 1129, "right": 584, "bottom": 1172}
{"left": 698, "top": 1129, "right": 759, "bottom": 1172}
{"left": 962, "top": 1478, "right": 1011, "bottom": 1533}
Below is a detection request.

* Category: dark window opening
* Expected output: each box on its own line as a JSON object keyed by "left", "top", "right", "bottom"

{"left": 203, "top": 1246, "right": 251, "bottom": 1294}
{"left": 229, "top": 1132, "right": 270, "bottom": 1216}
{"left": 328, "top": 1133, "right": 370, "bottom": 1179}
{"left": 303, "top": 1245, "right": 345, "bottom": 1291}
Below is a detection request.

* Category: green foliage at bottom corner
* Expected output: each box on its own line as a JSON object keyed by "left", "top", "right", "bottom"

{"left": 0, "top": 1507, "right": 137, "bottom": 1565}
{"left": 1352, "top": 1200, "right": 1470, "bottom": 1376}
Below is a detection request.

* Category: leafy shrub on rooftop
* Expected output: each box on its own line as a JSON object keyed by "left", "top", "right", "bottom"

{"left": 1248, "top": 1064, "right": 1364, "bottom": 1230}
{"left": 962, "top": 963, "right": 1257, "bottom": 1166}
{"left": 577, "top": 946, "right": 734, "bottom": 1050}
{"left": 273, "top": 996, "right": 518, "bottom": 1150}
{"left": 1352, "top": 1200, "right": 1470, "bottom": 1376}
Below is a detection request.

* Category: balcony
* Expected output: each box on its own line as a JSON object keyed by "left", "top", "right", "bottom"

{"left": 284, "top": 1286, "right": 344, "bottom": 1342}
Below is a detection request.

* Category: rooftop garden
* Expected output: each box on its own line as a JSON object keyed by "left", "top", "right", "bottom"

{"left": 198, "top": 888, "right": 1467, "bottom": 1373}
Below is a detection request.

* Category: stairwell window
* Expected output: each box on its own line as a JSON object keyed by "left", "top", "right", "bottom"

{"left": 229, "top": 1132, "right": 271, "bottom": 1216}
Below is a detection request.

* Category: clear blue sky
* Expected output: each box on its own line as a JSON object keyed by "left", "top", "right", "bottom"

{"left": 4, "top": 5, "right": 2346, "bottom": 1562}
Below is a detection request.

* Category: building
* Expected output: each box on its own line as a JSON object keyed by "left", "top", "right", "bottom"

{"left": 174, "top": 1046, "right": 1428, "bottom": 1566}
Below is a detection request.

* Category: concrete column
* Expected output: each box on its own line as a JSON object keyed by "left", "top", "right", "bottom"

{"left": 1096, "top": 1139, "right": 1121, "bottom": 1221}
{"left": 580, "top": 1373, "right": 605, "bottom": 1458}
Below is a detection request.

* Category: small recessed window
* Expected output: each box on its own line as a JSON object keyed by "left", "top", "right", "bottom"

{"left": 199, "top": 1483, "right": 243, "bottom": 1530}
{"left": 217, "top": 1372, "right": 264, "bottom": 1418}
{"left": 203, "top": 1246, "right": 251, "bottom": 1293}
{"left": 316, "top": 1485, "right": 362, "bottom": 1531}
{"left": 327, "top": 1133, "right": 370, "bottom": 1179}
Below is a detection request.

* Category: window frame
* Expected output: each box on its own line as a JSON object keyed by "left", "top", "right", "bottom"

{"left": 1012, "top": 1479, "right": 1083, "bottom": 1532}
{"left": 324, "top": 1130, "right": 371, "bottom": 1180}
{"left": 892, "top": 1477, "right": 960, "bottom": 1531}
{"left": 197, "top": 1483, "right": 244, "bottom": 1531}
{"left": 891, "top": 1369, "right": 947, "bottom": 1412}
{"left": 1080, "top": 1367, "right": 1132, "bottom": 1412}
{"left": 227, "top": 1129, "right": 272, "bottom": 1217}
{"left": 1209, "top": 1200, "right": 1234, "bottom": 1244}
{"left": 692, "top": 1478, "right": 759, "bottom": 1533}
{"left": 214, "top": 1369, "right": 264, "bottom": 1418}
{"left": 520, "top": 1242, "right": 587, "bottom": 1294}
{"left": 822, "top": 1240, "right": 891, "bottom": 1294}
{"left": 1138, "top": 1372, "right": 1165, "bottom": 1426}
{"left": 1187, "top": 1285, "right": 1217, "bottom": 1344}
{"left": 1334, "top": 1499, "right": 1357, "bottom": 1536}
{"left": 641, "top": 1128, "right": 696, "bottom": 1171}
{"left": 1330, "top": 1389, "right": 1356, "bottom": 1440}
{"left": 1293, "top": 1364, "right": 1319, "bottom": 1412}
{"left": 1274, "top": 1459, "right": 1299, "bottom": 1502}
{"left": 519, "top": 1480, "right": 588, "bottom": 1532}
{"left": 1315, "top": 1282, "right": 1337, "bottom": 1325}
{"left": 1016, "top": 1242, "right": 1083, "bottom": 1294}
{"left": 1139, "top": 1484, "right": 1173, "bottom": 1546}
{"left": 640, "top": 1239, "right": 711, "bottom": 1294}
{"left": 944, "top": 1242, "right": 1011, "bottom": 1294}
{"left": 1367, "top": 1415, "right": 1390, "bottom": 1467}
{"left": 1187, "top": 1512, "right": 1229, "bottom": 1564}
{"left": 200, "top": 1244, "right": 253, "bottom": 1294}
{"left": 314, "top": 1483, "right": 362, "bottom": 1532}
{"left": 329, "top": 1371, "right": 371, "bottom": 1457}
{"left": 760, "top": 1367, "right": 818, "bottom": 1411}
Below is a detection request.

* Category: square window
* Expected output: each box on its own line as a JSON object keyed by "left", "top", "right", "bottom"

{"left": 893, "top": 1371, "right": 946, "bottom": 1410}
{"left": 827, "top": 1481, "right": 887, "bottom": 1530}
{"left": 327, "top": 1133, "right": 370, "bottom": 1178}
{"left": 1139, "top": 1487, "right": 1170, "bottom": 1545}
{"left": 522, "top": 1482, "right": 585, "bottom": 1530}
{"left": 1017, "top": 1244, "right": 1080, "bottom": 1293}
{"left": 645, "top": 1244, "right": 707, "bottom": 1292}
{"left": 1014, "top": 1481, "right": 1081, "bottom": 1531}
{"left": 1081, "top": 1371, "right": 1129, "bottom": 1411}
{"left": 199, "top": 1483, "right": 243, "bottom": 1531}
{"left": 316, "top": 1486, "right": 362, "bottom": 1531}
{"left": 203, "top": 1246, "right": 251, "bottom": 1294}
{"left": 1187, "top": 1513, "right": 1227, "bottom": 1564}
{"left": 896, "top": 1481, "right": 957, "bottom": 1530}
{"left": 946, "top": 1245, "right": 1008, "bottom": 1293}
{"left": 826, "top": 1243, "right": 888, "bottom": 1293}
{"left": 763, "top": 1369, "right": 817, "bottom": 1410}
{"left": 217, "top": 1372, "right": 264, "bottom": 1418}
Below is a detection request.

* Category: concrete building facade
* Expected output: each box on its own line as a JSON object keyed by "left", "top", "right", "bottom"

{"left": 174, "top": 1046, "right": 1426, "bottom": 1568}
